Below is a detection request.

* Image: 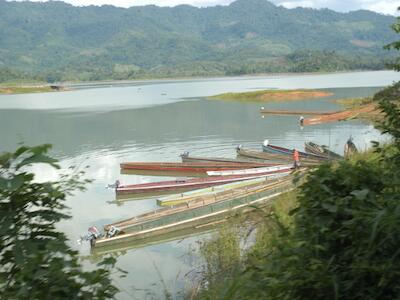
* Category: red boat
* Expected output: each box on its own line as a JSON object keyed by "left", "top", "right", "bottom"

{"left": 116, "top": 168, "right": 292, "bottom": 195}
{"left": 120, "top": 162, "right": 277, "bottom": 173}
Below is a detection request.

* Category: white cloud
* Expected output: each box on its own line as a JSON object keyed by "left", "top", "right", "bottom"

{"left": 8, "top": 0, "right": 400, "bottom": 15}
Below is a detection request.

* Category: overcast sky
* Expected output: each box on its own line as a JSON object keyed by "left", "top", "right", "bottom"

{"left": 10, "top": 0, "right": 400, "bottom": 15}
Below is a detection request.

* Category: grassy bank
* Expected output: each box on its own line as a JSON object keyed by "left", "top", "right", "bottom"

{"left": 334, "top": 96, "right": 373, "bottom": 108}
{"left": 195, "top": 190, "right": 298, "bottom": 299}
{"left": 333, "top": 96, "right": 383, "bottom": 122}
{"left": 209, "top": 89, "right": 333, "bottom": 103}
{"left": 0, "top": 85, "right": 66, "bottom": 95}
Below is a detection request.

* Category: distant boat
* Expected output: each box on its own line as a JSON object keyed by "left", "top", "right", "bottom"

{"left": 305, "top": 142, "right": 342, "bottom": 159}
{"left": 259, "top": 108, "right": 340, "bottom": 116}
{"left": 303, "top": 105, "right": 375, "bottom": 126}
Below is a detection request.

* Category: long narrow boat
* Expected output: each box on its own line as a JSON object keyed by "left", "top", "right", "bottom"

{"left": 305, "top": 142, "right": 342, "bottom": 159}
{"left": 262, "top": 142, "right": 328, "bottom": 161}
{"left": 259, "top": 109, "right": 341, "bottom": 115}
{"left": 157, "top": 176, "right": 286, "bottom": 207}
{"left": 120, "top": 161, "right": 274, "bottom": 173}
{"left": 91, "top": 222, "right": 220, "bottom": 256}
{"left": 303, "top": 105, "right": 375, "bottom": 126}
{"left": 120, "top": 169, "right": 208, "bottom": 178}
{"left": 180, "top": 152, "right": 259, "bottom": 164}
{"left": 236, "top": 147, "right": 322, "bottom": 166}
{"left": 207, "top": 164, "right": 293, "bottom": 176}
{"left": 92, "top": 177, "right": 294, "bottom": 248}
{"left": 116, "top": 167, "right": 292, "bottom": 195}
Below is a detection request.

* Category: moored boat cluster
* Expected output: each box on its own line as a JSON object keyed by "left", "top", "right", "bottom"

{"left": 84, "top": 139, "right": 350, "bottom": 251}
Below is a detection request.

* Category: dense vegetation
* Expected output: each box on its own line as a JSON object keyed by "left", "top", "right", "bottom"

{"left": 0, "top": 145, "right": 119, "bottom": 299}
{"left": 195, "top": 11, "right": 400, "bottom": 300}
{"left": 0, "top": 0, "right": 397, "bottom": 82}
{"left": 196, "top": 76, "right": 400, "bottom": 300}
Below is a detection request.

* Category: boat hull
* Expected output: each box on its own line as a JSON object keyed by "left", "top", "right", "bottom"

{"left": 236, "top": 147, "right": 321, "bottom": 166}
{"left": 207, "top": 164, "right": 293, "bottom": 176}
{"left": 157, "top": 177, "right": 282, "bottom": 207}
{"left": 116, "top": 168, "right": 292, "bottom": 195}
{"left": 181, "top": 153, "right": 263, "bottom": 164}
{"left": 120, "top": 162, "right": 272, "bottom": 173}
{"left": 262, "top": 144, "right": 327, "bottom": 160}
{"left": 93, "top": 179, "right": 294, "bottom": 249}
{"left": 305, "top": 142, "right": 342, "bottom": 159}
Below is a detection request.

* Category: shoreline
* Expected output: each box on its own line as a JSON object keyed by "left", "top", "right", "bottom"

{"left": 0, "top": 70, "right": 394, "bottom": 95}
{"left": 0, "top": 85, "right": 69, "bottom": 95}
{"left": 62, "top": 69, "right": 393, "bottom": 88}
{"left": 209, "top": 89, "right": 334, "bottom": 103}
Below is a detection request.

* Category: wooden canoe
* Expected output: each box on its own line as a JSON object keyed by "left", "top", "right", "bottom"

{"left": 156, "top": 177, "right": 270, "bottom": 206}
{"left": 259, "top": 109, "right": 341, "bottom": 115}
{"left": 116, "top": 167, "right": 293, "bottom": 195}
{"left": 180, "top": 152, "right": 261, "bottom": 164}
{"left": 156, "top": 174, "right": 295, "bottom": 207}
{"left": 236, "top": 147, "right": 322, "bottom": 166}
{"left": 120, "top": 161, "right": 273, "bottom": 173}
{"left": 207, "top": 164, "right": 293, "bottom": 176}
{"left": 305, "top": 142, "right": 342, "bottom": 159}
{"left": 93, "top": 177, "right": 294, "bottom": 248}
{"left": 303, "top": 105, "right": 375, "bottom": 126}
{"left": 262, "top": 143, "right": 328, "bottom": 160}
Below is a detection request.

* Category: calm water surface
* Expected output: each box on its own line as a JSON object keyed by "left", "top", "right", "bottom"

{"left": 1, "top": 71, "right": 399, "bottom": 299}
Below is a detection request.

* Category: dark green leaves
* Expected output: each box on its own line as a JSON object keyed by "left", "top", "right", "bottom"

{"left": 0, "top": 145, "right": 118, "bottom": 299}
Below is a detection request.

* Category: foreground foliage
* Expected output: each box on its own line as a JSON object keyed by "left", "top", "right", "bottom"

{"left": 0, "top": 145, "right": 118, "bottom": 299}
{"left": 196, "top": 13, "right": 400, "bottom": 299}
{"left": 196, "top": 81, "right": 400, "bottom": 300}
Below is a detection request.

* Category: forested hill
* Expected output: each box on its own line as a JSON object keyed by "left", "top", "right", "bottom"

{"left": 0, "top": 0, "right": 397, "bottom": 82}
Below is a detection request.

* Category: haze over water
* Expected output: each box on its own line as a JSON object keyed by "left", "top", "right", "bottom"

{"left": 1, "top": 71, "right": 399, "bottom": 299}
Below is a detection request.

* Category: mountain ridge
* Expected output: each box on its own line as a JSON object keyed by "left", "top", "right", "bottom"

{"left": 0, "top": 0, "right": 396, "bottom": 82}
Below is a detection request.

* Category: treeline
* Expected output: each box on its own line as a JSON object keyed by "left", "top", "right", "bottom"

{"left": 0, "top": 0, "right": 397, "bottom": 83}
{"left": 0, "top": 51, "right": 392, "bottom": 84}
{"left": 0, "top": 68, "right": 40, "bottom": 84}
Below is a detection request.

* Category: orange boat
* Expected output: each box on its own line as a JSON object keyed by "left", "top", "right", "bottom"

{"left": 303, "top": 105, "right": 376, "bottom": 126}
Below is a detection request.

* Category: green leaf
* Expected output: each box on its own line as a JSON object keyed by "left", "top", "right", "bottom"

{"left": 16, "top": 153, "right": 59, "bottom": 170}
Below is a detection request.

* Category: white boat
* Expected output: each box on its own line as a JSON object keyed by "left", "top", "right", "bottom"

{"left": 207, "top": 164, "right": 293, "bottom": 176}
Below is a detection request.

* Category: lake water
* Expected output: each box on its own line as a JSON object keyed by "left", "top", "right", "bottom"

{"left": 1, "top": 71, "right": 399, "bottom": 299}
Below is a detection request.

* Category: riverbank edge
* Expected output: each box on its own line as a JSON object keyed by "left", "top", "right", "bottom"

{"left": 0, "top": 70, "right": 391, "bottom": 95}
{"left": 209, "top": 89, "right": 333, "bottom": 102}
{"left": 0, "top": 85, "right": 69, "bottom": 95}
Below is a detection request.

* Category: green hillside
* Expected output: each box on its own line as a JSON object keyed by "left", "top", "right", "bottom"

{"left": 0, "top": 0, "right": 396, "bottom": 82}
